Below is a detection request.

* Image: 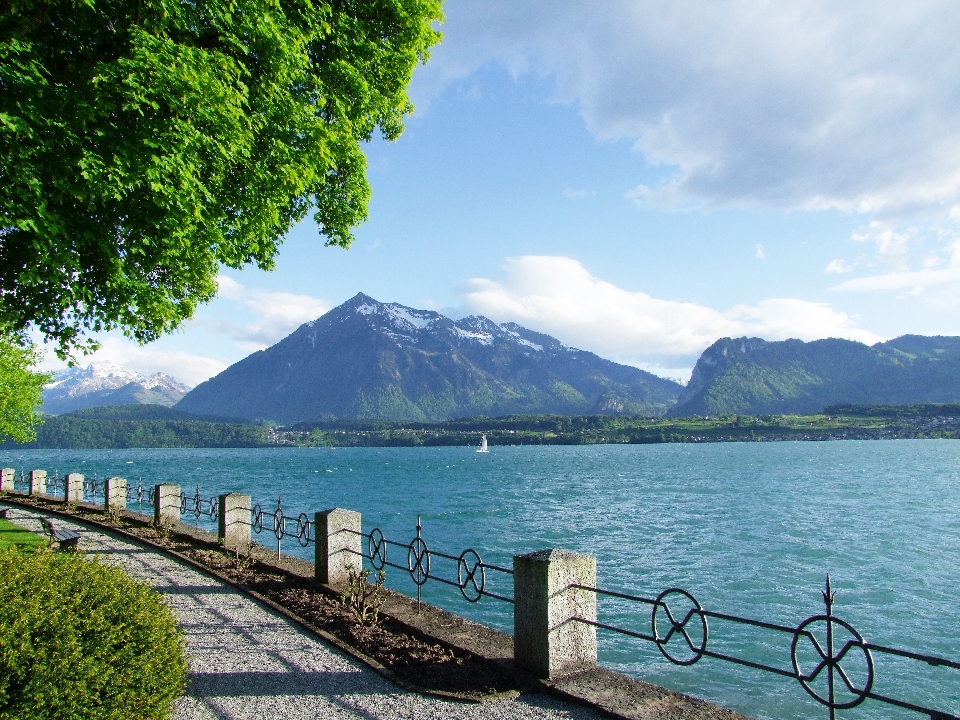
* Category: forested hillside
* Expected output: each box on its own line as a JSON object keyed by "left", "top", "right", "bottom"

{"left": 669, "top": 335, "right": 960, "bottom": 416}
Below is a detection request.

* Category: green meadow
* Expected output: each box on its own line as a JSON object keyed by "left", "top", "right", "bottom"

{"left": 0, "top": 517, "right": 46, "bottom": 550}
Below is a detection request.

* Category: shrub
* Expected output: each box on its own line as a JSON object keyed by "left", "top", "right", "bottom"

{"left": 0, "top": 547, "right": 187, "bottom": 719}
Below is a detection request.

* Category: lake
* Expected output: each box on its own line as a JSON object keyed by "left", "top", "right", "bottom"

{"left": 3, "top": 440, "right": 958, "bottom": 720}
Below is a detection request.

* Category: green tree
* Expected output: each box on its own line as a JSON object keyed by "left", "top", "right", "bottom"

{"left": 0, "top": 335, "right": 51, "bottom": 443}
{"left": 0, "top": 0, "right": 442, "bottom": 355}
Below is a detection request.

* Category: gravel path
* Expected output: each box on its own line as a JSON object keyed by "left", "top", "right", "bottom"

{"left": 3, "top": 505, "right": 603, "bottom": 720}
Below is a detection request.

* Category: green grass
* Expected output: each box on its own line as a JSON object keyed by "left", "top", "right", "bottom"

{"left": 0, "top": 516, "right": 47, "bottom": 550}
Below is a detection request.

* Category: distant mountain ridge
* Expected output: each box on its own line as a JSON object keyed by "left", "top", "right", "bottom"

{"left": 175, "top": 293, "right": 683, "bottom": 422}
{"left": 668, "top": 334, "right": 960, "bottom": 416}
{"left": 42, "top": 362, "right": 190, "bottom": 415}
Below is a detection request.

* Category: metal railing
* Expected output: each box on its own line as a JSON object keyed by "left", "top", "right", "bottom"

{"left": 82, "top": 473, "right": 102, "bottom": 500}
{"left": 350, "top": 516, "right": 514, "bottom": 610}
{"left": 180, "top": 484, "right": 219, "bottom": 523}
{"left": 125, "top": 477, "right": 156, "bottom": 511}
{"left": 571, "top": 575, "right": 959, "bottom": 720}
{"left": 250, "top": 496, "right": 314, "bottom": 558}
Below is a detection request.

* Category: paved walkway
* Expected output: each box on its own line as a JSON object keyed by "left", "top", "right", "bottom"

{"left": 3, "top": 505, "right": 603, "bottom": 720}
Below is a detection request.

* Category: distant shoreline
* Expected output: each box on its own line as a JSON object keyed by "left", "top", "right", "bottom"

{"left": 6, "top": 404, "right": 960, "bottom": 449}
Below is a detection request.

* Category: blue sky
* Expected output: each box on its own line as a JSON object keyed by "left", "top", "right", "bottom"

{"left": 42, "top": 0, "right": 960, "bottom": 386}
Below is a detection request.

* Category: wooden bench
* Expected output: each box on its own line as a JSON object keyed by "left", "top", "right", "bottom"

{"left": 40, "top": 518, "right": 81, "bottom": 551}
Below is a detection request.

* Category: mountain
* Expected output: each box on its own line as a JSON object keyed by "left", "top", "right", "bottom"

{"left": 42, "top": 362, "right": 190, "bottom": 415}
{"left": 667, "top": 335, "right": 960, "bottom": 417}
{"left": 176, "top": 293, "right": 683, "bottom": 423}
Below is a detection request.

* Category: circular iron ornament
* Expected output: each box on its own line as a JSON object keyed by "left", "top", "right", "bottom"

{"left": 407, "top": 537, "right": 430, "bottom": 587}
{"left": 368, "top": 529, "right": 387, "bottom": 570}
{"left": 274, "top": 507, "right": 285, "bottom": 541}
{"left": 208, "top": 497, "right": 218, "bottom": 521}
{"left": 252, "top": 505, "right": 264, "bottom": 533}
{"left": 180, "top": 494, "right": 188, "bottom": 513}
{"left": 652, "top": 588, "right": 709, "bottom": 666}
{"left": 193, "top": 492, "right": 202, "bottom": 518}
{"left": 457, "top": 549, "right": 485, "bottom": 602}
{"left": 296, "top": 513, "right": 311, "bottom": 547}
{"left": 791, "top": 615, "right": 874, "bottom": 710}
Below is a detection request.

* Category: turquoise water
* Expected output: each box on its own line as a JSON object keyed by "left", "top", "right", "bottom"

{"left": 3, "top": 441, "right": 959, "bottom": 720}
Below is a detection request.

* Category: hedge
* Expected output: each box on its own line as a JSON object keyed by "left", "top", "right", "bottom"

{"left": 0, "top": 546, "right": 187, "bottom": 719}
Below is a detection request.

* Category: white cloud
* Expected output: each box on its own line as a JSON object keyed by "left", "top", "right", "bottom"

{"left": 419, "top": 1, "right": 960, "bottom": 218}
{"left": 831, "top": 266, "right": 960, "bottom": 294}
{"left": 825, "top": 258, "right": 855, "bottom": 274}
{"left": 214, "top": 275, "right": 331, "bottom": 349}
{"left": 460, "top": 256, "right": 881, "bottom": 377}
{"left": 851, "top": 221, "right": 915, "bottom": 270}
{"left": 756, "top": 244, "right": 766, "bottom": 260}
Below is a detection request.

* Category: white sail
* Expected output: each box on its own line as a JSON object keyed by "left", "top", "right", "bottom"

{"left": 477, "top": 434, "right": 489, "bottom": 453}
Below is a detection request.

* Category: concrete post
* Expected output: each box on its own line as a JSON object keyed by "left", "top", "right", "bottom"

{"left": 315, "top": 508, "right": 362, "bottom": 585}
{"left": 104, "top": 477, "right": 127, "bottom": 513}
{"left": 0, "top": 468, "right": 13, "bottom": 493}
{"left": 513, "top": 549, "right": 598, "bottom": 679}
{"left": 154, "top": 484, "right": 180, "bottom": 526}
{"left": 218, "top": 493, "right": 251, "bottom": 549}
{"left": 29, "top": 469, "right": 47, "bottom": 497}
{"left": 64, "top": 473, "right": 84, "bottom": 503}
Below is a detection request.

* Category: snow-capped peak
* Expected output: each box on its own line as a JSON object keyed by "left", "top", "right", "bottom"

{"left": 45, "top": 362, "right": 188, "bottom": 398}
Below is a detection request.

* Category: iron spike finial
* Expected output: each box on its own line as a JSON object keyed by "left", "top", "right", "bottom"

{"left": 417, "top": 514, "right": 422, "bottom": 535}
{"left": 823, "top": 574, "right": 836, "bottom": 615}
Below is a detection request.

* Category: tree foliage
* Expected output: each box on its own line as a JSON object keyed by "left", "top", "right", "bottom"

{"left": 0, "top": 0, "right": 442, "bottom": 354}
{"left": 0, "top": 335, "right": 50, "bottom": 443}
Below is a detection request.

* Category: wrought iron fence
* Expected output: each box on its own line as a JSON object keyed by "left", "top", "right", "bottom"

{"left": 180, "top": 483, "right": 218, "bottom": 524}
{"left": 349, "top": 516, "right": 514, "bottom": 610}
{"left": 125, "top": 477, "right": 156, "bottom": 510}
{"left": 251, "top": 496, "right": 314, "bottom": 558}
{"left": 570, "top": 575, "right": 959, "bottom": 720}
{"left": 82, "top": 473, "right": 102, "bottom": 500}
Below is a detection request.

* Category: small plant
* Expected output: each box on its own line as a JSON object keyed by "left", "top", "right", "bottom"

{"left": 151, "top": 520, "right": 171, "bottom": 542}
{"left": 233, "top": 544, "right": 254, "bottom": 575}
{"left": 105, "top": 506, "right": 123, "bottom": 525}
{"left": 340, "top": 567, "right": 386, "bottom": 626}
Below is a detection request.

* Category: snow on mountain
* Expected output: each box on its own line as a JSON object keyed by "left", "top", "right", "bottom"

{"left": 339, "top": 295, "right": 554, "bottom": 354}
{"left": 42, "top": 362, "right": 190, "bottom": 415}
{"left": 45, "top": 361, "right": 141, "bottom": 396}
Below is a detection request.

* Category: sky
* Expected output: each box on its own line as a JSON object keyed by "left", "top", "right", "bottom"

{"left": 38, "top": 0, "right": 960, "bottom": 386}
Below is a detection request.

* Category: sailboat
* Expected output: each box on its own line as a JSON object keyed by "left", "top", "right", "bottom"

{"left": 476, "top": 434, "right": 489, "bottom": 453}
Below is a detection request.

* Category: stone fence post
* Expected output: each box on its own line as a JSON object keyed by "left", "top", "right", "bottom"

{"left": 315, "top": 508, "right": 362, "bottom": 585}
{"left": 218, "top": 493, "right": 251, "bottom": 549}
{"left": 64, "top": 473, "right": 84, "bottom": 503}
{"left": 155, "top": 484, "right": 180, "bottom": 526}
{"left": 513, "top": 549, "right": 598, "bottom": 679}
{"left": 29, "top": 469, "right": 47, "bottom": 497}
{"left": 104, "top": 477, "right": 127, "bottom": 513}
{"left": 0, "top": 468, "right": 13, "bottom": 493}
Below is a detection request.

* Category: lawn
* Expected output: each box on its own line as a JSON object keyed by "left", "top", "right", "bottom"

{"left": 0, "top": 516, "right": 46, "bottom": 550}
